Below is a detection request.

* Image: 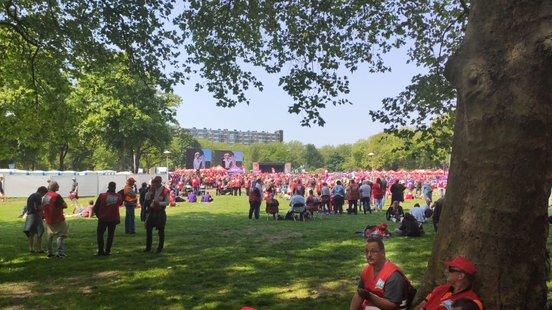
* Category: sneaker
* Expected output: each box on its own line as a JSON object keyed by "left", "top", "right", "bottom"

{"left": 142, "top": 248, "right": 152, "bottom": 253}
{"left": 47, "top": 253, "right": 56, "bottom": 258}
{"left": 95, "top": 251, "right": 106, "bottom": 256}
{"left": 56, "top": 254, "right": 68, "bottom": 258}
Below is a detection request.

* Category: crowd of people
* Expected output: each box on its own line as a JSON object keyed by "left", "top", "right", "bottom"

{"left": 21, "top": 175, "right": 171, "bottom": 257}
{"left": 18, "top": 168, "right": 469, "bottom": 309}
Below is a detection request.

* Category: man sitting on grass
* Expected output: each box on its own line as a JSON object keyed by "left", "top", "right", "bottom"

{"left": 201, "top": 192, "right": 213, "bottom": 203}
{"left": 413, "top": 256, "right": 483, "bottom": 310}
{"left": 350, "top": 237, "right": 411, "bottom": 310}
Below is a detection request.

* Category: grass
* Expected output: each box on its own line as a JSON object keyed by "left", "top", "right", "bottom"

{"left": 0, "top": 194, "right": 545, "bottom": 309}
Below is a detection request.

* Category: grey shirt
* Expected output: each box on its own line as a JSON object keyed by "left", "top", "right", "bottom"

{"left": 360, "top": 184, "right": 372, "bottom": 198}
{"left": 357, "top": 269, "right": 407, "bottom": 305}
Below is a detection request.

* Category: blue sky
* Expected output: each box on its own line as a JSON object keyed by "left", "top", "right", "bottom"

{"left": 173, "top": 48, "right": 423, "bottom": 148}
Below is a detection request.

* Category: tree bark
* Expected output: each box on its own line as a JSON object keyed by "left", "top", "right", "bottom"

{"left": 416, "top": 1, "right": 552, "bottom": 309}
{"left": 118, "top": 148, "right": 125, "bottom": 172}
{"left": 58, "top": 143, "right": 68, "bottom": 171}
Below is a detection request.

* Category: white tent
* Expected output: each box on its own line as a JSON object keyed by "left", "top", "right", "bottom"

{"left": 0, "top": 170, "right": 166, "bottom": 198}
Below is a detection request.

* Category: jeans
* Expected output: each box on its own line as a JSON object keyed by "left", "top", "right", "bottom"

{"left": 394, "top": 228, "right": 406, "bottom": 236}
{"left": 47, "top": 235, "right": 66, "bottom": 255}
{"left": 124, "top": 203, "right": 136, "bottom": 233}
{"left": 374, "top": 198, "right": 384, "bottom": 211}
{"left": 360, "top": 197, "right": 371, "bottom": 213}
{"left": 249, "top": 201, "right": 261, "bottom": 219}
{"left": 321, "top": 196, "right": 331, "bottom": 213}
{"left": 97, "top": 221, "right": 117, "bottom": 253}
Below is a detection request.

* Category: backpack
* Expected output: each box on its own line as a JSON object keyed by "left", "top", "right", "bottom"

{"left": 118, "top": 189, "right": 126, "bottom": 202}
{"left": 424, "top": 208, "right": 434, "bottom": 218}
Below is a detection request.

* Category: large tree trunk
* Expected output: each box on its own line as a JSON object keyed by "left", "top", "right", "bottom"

{"left": 416, "top": 1, "right": 552, "bottom": 309}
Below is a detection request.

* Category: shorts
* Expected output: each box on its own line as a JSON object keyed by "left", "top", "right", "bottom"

{"left": 23, "top": 214, "right": 45, "bottom": 237}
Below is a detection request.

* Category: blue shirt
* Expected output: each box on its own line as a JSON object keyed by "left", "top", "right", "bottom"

{"left": 289, "top": 194, "right": 305, "bottom": 207}
{"left": 332, "top": 185, "right": 345, "bottom": 197}
{"left": 410, "top": 206, "right": 425, "bottom": 223}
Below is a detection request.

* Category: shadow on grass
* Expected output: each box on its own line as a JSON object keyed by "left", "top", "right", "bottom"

{"left": 0, "top": 199, "right": 436, "bottom": 310}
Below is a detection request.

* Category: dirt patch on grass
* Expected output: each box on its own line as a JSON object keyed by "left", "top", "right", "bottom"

{"left": 0, "top": 281, "right": 36, "bottom": 299}
{"left": 95, "top": 271, "right": 118, "bottom": 279}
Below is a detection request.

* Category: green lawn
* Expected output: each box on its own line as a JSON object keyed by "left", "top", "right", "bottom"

{"left": 0, "top": 194, "right": 548, "bottom": 309}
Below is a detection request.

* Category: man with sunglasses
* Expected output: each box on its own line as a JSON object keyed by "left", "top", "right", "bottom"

{"left": 350, "top": 237, "right": 412, "bottom": 310}
{"left": 413, "top": 256, "right": 483, "bottom": 310}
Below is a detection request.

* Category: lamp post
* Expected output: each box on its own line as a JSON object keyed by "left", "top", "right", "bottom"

{"left": 163, "top": 150, "right": 171, "bottom": 174}
{"left": 368, "top": 152, "right": 375, "bottom": 171}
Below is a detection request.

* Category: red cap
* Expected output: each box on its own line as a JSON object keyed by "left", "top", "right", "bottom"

{"left": 142, "top": 182, "right": 147, "bottom": 186}
{"left": 444, "top": 256, "right": 476, "bottom": 275}
{"left": 127, "top": 178, "right": 136, "bottom": 183}
{"left": 380, "top": 222, "right": 388, "bottom": 229}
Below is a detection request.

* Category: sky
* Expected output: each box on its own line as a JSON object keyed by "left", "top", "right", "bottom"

{"left": 172, "top": 49, "right": 424, "bottom": 148}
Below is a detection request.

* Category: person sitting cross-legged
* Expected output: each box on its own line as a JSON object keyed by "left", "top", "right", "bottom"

{"left": 201, "top": 192, "right": 214, "bottom": 203}
{"left": 386, "top": 201, "right": 405, "bottom": 222}
{"left": 394, "top": 213, "right": 422, "bottom": 237}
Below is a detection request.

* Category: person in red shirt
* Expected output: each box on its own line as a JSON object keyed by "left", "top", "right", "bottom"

{"left": 42, "top": 181, "right": 69, "bottom": 258}
{"left": 93, "top": 182, "right": 123, "bottom": 256}
{"left": 143, "top": 176, "right": 171, "bottom": 254}
{"left": 347, "top": 179, "right": 360, "bottom": 215}
{"left": 191, "top": 176, "right": 200, "bottom": 195}
{"left": 413, "top": 256, "right": 483, "bottom": 310}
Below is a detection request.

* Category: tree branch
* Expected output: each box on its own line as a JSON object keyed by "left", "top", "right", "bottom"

{"left": 30, "top": 46, "right": 40, "bottom": 104}
{"left": 459, "top": 0, "right": 470, "bottom": 15}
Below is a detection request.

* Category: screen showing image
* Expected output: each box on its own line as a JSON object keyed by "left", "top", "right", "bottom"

{"left": 185, "top": 149, "right": 212, "bottom": 169}
{"left": 214, "top": 150, "right": 243, "bottom": 169}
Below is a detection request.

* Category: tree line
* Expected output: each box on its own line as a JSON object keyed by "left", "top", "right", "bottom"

{"left": 200, "top": 125, "right": 451, "bottom": 173}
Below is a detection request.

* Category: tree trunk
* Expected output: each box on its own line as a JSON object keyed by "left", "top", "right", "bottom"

{"left": 416, "top": 1, "right": 552, "bottom": 309}
{"left": 118, "top": 148, "right": 125, "bottom": 172}
{"left": 58, "top": 143, "right": 68, "bottom": 171}
{"left": 135, "top": 146, "right": 142, "bottom": 174}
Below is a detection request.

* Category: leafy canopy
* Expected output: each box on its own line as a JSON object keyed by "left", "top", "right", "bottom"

{"left": 1, "top": 0, "right": 467, "bottom": 152}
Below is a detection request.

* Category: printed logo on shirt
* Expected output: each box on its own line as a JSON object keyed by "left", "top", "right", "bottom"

{"left": 43, "top": 196, "right": 51, "bottom": 204}
{"left": 441, "top": 299, "right": 453, "bottom": 309}
{"left": 106, "top": 194, "right": 118, "bottom": 205}
{"left": 375, "top": 278, "right": 385, "bottom": 289}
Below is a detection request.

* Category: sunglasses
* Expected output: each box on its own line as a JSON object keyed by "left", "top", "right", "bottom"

{"left": 448, "top": 267, "right": 464, "bottom": 273}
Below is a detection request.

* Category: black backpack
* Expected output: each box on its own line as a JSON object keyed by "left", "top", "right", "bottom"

{"left": 424, "top": 208, "right": 434, "bottom": 218}
{"left": 118, "top": 189, "right": 126, "bottom": 201}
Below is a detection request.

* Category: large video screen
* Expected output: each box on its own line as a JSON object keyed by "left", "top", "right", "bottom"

{"left": 214, "top": 150, "right": 243, "bottom": 169}
{"left": 185, "top": 149, "right": 212, "bottom": 169}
